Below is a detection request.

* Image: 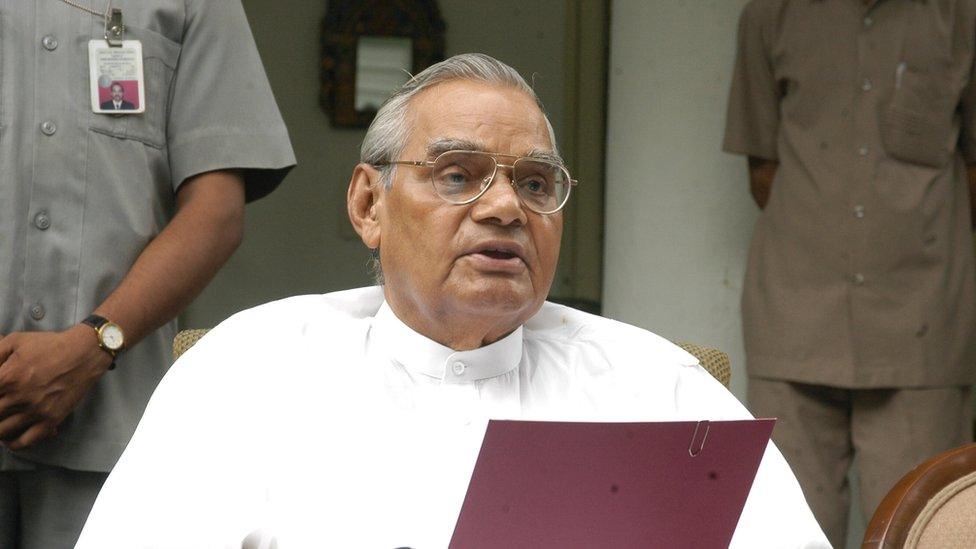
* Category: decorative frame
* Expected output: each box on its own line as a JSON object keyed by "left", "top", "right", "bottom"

{"left": 320, "top": 0, "right": 446, "bottom": 128}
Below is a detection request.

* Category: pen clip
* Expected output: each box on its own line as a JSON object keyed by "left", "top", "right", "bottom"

{"left": 688, "top": 420, "right": 710, "bottom": 457}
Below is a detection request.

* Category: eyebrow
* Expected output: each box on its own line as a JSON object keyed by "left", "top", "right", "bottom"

{"left": 526, "top": 148, "right": 564, "bottom": 165}
{"left": 424, "top": 138, "right": 564, "bottom": 165}
{"left": 425, "top": 138, "right": 483, "bottom": 158}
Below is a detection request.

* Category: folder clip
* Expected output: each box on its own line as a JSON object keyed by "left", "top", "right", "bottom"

{"left": 688, "top": 420, "right": 710, "bottom": 457}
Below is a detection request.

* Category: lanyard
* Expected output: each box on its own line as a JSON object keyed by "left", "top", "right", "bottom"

{"left": 56, "top": 0, "right": 125, "bottom": 46}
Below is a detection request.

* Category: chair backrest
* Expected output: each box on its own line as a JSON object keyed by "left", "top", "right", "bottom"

{"left": 173, "top": 330, "right": 731, "bottom": 388}
{"left": 172, "top": 328, "right": 210, "bottom": 361}
{"left": 863, "top": 443, "right": 976, "bottom": 549}
{"left": 677, "top": 342, "right": 731, "bottom": 388}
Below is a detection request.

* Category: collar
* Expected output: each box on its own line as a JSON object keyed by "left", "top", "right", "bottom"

{"left": 372, "top": 301, "right": 523, "bottom": 385}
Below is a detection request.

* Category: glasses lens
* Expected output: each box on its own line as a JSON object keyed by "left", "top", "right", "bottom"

{"left": 431, "top": 151, "right": 495, "bottom": 203}
{"left": 513, "top": 158, "right": 570, "bottom": 213}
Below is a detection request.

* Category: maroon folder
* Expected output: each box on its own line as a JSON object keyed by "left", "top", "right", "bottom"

{"left": 450, "top": 419, "right": 775, "bottom": 549}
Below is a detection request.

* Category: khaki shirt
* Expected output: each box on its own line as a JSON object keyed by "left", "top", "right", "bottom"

{"left": 724, "top": 0, "right": 976, "bottom": 388}
{"left": 0, "top": 0, "right": 295, "bottom": 471}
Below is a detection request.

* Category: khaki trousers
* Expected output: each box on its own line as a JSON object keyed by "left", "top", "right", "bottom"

{"left": 747, "top": 379, "right": 972, "bottom": 549}
{"left": 0, "top": 452, "right": 107, "bottom": 549}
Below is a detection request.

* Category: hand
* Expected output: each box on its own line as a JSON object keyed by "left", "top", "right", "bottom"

{"left": 747, "top": 156, "right": 778, "bottom": 210}
{"left": 0, "top": 325, "right": 113, "bottom": 450}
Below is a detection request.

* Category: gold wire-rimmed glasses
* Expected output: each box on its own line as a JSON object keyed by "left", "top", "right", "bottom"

{"left": 375, "top": 149, "right": 578, "bottom": 215}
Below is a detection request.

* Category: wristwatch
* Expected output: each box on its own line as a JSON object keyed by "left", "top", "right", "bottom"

{"left": 82, "top": 314, "right": 125, "bottom": 370}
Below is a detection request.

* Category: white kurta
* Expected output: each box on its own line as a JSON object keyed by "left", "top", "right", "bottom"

{"left": 76, "top": 287, "right": 829, "bottom": 548}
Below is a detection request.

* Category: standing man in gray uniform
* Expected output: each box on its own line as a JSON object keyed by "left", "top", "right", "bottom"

{"left": 0, "top": 1, "right": 295, "bottom": 547}
{"left": 723, "top": 1, "right": 976, "bottom": 546}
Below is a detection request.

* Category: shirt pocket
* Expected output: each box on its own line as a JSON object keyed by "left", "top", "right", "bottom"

{"left": 89, "top": 26, "right": 181, "bottom": 149}
{"left": 880, "top": 67, "right": 956, "bottom": 168}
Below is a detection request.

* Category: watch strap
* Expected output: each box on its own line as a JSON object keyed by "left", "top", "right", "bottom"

{"left": 82, "top": 314, "right": 108, "bottom": 330}
{"left": 82, "top": 314, "right": 120, "bottom": 369}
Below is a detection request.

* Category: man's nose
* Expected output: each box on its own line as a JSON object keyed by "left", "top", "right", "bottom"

{"left": 471, "top": 170, "right": 527, "bottom": 226}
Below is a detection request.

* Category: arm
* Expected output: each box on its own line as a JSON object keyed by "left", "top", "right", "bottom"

{"left": 748, "top": 156, "right": 779, "bottom": 210}
{"left": 0, "top": 170, "right": 245, "bottom": 449}
{"left": 724, "top": 2, "right": 781, "bottom": 192}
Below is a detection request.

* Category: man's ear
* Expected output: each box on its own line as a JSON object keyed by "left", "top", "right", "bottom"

{"left": 347, "top": 163, "right": 384, "bottom": 249}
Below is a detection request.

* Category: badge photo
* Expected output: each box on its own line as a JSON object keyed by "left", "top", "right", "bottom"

{"left": 89, "top": 39, "right": 146, "bottom": 114}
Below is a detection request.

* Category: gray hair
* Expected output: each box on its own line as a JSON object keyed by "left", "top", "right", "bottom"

{"left": 359, "top": 53, "right": 559, "bottom": 188}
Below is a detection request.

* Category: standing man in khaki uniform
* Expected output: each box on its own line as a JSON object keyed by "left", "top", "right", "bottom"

{"left": 0, "top": 1, "right": 295, "bottom": 547}
{"left": 724, "top": 0, "right": 976, "bottom": 546}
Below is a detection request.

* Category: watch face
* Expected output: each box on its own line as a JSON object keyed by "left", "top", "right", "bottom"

{"left": 101, "top": 323, "right": 125, "bottom": 351}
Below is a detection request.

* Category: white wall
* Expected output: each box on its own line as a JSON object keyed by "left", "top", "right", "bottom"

{"left": 603, "top": 0, "right": 756, "bottom": 397}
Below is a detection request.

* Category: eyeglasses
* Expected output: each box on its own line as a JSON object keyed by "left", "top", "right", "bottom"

{"left": 375, "top": 150, "right": 578, "bottom": 215}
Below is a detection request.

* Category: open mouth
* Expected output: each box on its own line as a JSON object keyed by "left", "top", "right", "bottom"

{"left": 464, "top": 243, "right": 527, "bottom": 273}
{"left": 479, "top": 249, "right": 519, "bottom": 260}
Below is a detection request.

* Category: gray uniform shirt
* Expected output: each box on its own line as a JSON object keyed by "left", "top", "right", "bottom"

{"left": 724, "top": 0, "right": 976, "bottom": 388}
{"left": 0, "top": 0, "right": 295, "bottom": 471}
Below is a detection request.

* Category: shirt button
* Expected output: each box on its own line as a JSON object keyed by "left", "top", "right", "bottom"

{"left": 452, "top": 362, "right": 467, "bottom": 376}
{"left": 40, "top": 121, "right": 57, "bottom": 136}
{"left": 853, "top": 205, "right": 865, "bottom": 218}
{"left": 29, "top": 304, "right": 45, "bottom": 320}
{"left": 41, "top": 35, "right": 58, "bottom": 51}
{"left": 862, "top": 78, "right": 872, "bottom": 92}
{"left": 34, "top": 211, "right": 51, "bottom": 230}
{"left": 858, "top": 146, "right": 869, "bottom": 157}
{"left": 852, "top": 273, "right": 865, "bottom": 286}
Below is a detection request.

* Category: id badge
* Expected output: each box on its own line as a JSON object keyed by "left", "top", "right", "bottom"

{"left": 88, "top": 40, "right": 146, "bottom": 114}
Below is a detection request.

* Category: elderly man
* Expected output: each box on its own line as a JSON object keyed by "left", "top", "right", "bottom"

{"left": 75, "top": 54, "right": 828, "bottom": 547}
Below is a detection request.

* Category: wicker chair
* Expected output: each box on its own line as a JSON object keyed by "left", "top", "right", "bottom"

{"left": 173, "top": 330, "right": 732, "bottom": 388}
{"left": 863, "top": 443, "right": 976, "bottom": 549}
{"left": 676, "top": 341, "right": 731, "bottom": 388}
{"left": 172, "top": 328, "right": 210, "bottom": 361}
